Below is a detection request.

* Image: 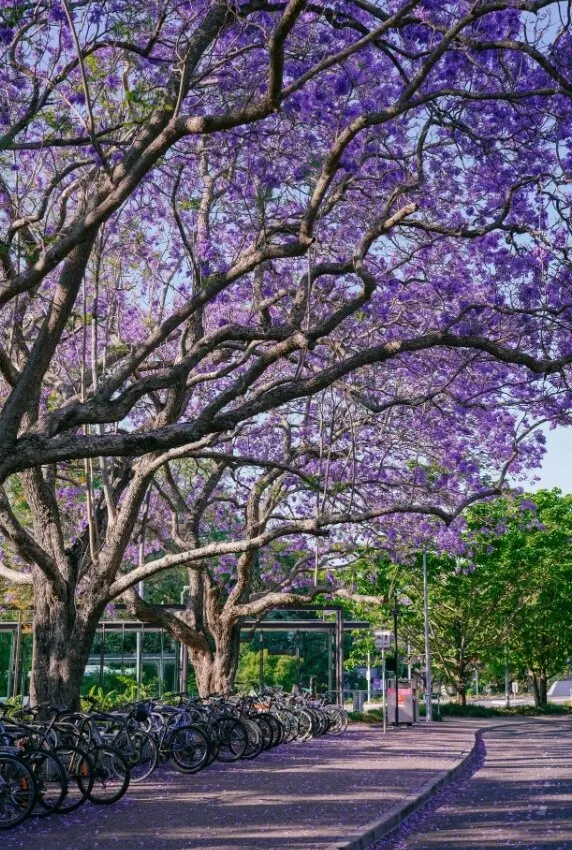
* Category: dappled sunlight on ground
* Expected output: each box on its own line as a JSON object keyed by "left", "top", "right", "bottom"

{"left": 2, "top": 722, "right": 476, "bottom": 850}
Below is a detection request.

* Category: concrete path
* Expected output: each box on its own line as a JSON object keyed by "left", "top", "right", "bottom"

{"left": 3, "top": 721, "right": 475, "bottom": 850}
{"left": 372, "top": 718, "right": 572, "bottom": 850}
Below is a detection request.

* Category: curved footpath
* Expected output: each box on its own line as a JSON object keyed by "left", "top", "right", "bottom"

{"left": 370, "top": 717, "right": 572, "bottom": 850}
{"left": 4, "top": 721, "right": 476, "bottom": 850}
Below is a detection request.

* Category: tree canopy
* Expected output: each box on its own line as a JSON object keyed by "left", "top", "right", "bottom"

{"left": 349, "top": 489, "right": 572, "bottom": 706}
{"left": 1, "top": 0, "right": 572, "bottom": 704}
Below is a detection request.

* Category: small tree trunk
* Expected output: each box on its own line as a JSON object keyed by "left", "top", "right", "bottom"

{"left": 30, "top": 580, "right": 97, "bottom": 710}
{"left": 539, "top": 667, "right": 548, "bottom": 707}
{"left": 188, "top": 622, "right": 241, "bottom": 697}
{"left": 530, "top": 672, "right": 541, "bottom": 707}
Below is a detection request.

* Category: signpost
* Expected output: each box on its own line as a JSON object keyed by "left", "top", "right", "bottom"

{"left": 374, "top": 629, "right": 393, "bottom": 733}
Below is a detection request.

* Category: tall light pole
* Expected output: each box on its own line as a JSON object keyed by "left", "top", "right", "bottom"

{"left": 423, "top": 550, "right": 433, "bottom": 722}
{"left": 504, "top": 644, "right": 511, "bottom": 709}
{"left": 393, "top": 593, "right": 399, "bottom": 727}
{"left": 366, "top": 649, "right": 372, "bottom": 705}
{"left": 179, "top": 586, "right": 190, "bottom": 693}
{"left": 136, "top": 580, "right": 144, "bottom": 687}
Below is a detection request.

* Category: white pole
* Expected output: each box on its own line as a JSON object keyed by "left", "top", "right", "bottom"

{"left": 407, "top": 639, "right": 412, "bottom": 680}
{"left": 179, "top": 586, "right": 190, "bottom": 693}
{"left": 136, "top": 580, "right": 144, "bottom": 686}
{"left": 504, "top": 646, "right": 510, "bottom": 708}
{"left": 423, "top": 550, "right": 433, "bottom": 722}
{"left": 367, "top": 650, "right": 372, "bottom": 705}
{"left": 382, "top": 647, "right": 387, "bottom": 734}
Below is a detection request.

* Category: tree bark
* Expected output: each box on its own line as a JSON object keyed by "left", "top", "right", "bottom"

{"left": 188, "top": 622, "right": 241, "bottom": 697}
{"left": 124, "top": 584, "right": 242, "bottom": 697}
{"left": 29, "top": 577, "right": 99, "bottom": 710}
{"left": 539, "top": 667, "right": 548, "bottom": 707}
{"left": 530, "top": 671, "right": 541, "bottom": 707}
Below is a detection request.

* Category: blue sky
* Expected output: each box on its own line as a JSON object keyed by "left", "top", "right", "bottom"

{"left": 526, "top": 426, "right": 572, "bottom": 494}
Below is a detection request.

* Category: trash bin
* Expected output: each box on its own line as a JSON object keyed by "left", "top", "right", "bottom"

{"left": 352, "top": 691, "right": 366, "bottom": 712}
{"left": 387, "top": 679, "right": 417, "bottom": 724}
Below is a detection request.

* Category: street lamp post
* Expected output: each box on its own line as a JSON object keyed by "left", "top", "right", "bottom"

{"left": 423, "top": 550, "right": 433, "bottom": 722}
{"left": 179, "top": 586, "right": 190, "bottom": 693}
{"left": 393, "top": 594, "right": 399, "bottom": 727}
{"left": 366, "top": 650, "right": 372, "bottom": 705}
{"left": 135, "top": 580, "right": 144, "bottom": 687}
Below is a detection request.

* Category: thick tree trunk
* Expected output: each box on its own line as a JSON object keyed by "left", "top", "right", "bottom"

{"left": 30, "top": 580, "right": 98, "bottom": 710}
{"left": 529, "top": 669, "right": 548, "bottom": 708}
{"left": 189, "top": 622, "right": 241, "bottom": 697}
{"left": 455, "top": 680, "right": 467, "bottom": 706}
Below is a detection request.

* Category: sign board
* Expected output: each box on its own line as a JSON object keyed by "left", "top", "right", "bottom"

{"left": 374, "top": 629, "right": 393, "bottom": 650}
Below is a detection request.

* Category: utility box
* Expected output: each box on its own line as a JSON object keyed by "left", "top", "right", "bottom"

{"left": 353, "top": 691, "right": 366, "bottom": 712}
{"left": 387, "top": 679, "right": 418, "bottom": 724}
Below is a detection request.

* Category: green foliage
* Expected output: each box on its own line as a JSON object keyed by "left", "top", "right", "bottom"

{"left": 142, "top": 567, "right": 187, "bottom": 605}
{"left": 344, "top": 669, "right": 368, "bottom": 690}
{"left": 0, "top": 633, "right": 11, "bottom": 696}
{"left": 466, "top": 489, "right": 572, "bottom": 702}
{"left": 0, "top": 695, "right": 25, "bottom": 710}
{"left": 429, "top": 702, "right": 572, "bottom": 718}
{"left": 238, "top": 624, "right": 331, "bottom": 692}
{"left": 236, "top": 647, "right": 298, "bottom": 691}
{"left": 81, "top": 674, "right": 156, "bottom": 708}
{"left": 348, "top": 702, "right": 572, "bottom": 724}
{"left": 347, "top": 709, "right": 384, "bottom": 724}
{"left": 331, "top": 490, "right": 572, "bottom": 706}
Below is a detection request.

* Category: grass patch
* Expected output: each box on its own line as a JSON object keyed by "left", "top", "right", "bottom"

{"left": 348, "top": 701, "right": 572, "bottom": 723}
{"left": 348, "top": 709, "right": 384, "bottom": 724}
{"left": 428, "top": 702, "right": 572, "bottom": 719}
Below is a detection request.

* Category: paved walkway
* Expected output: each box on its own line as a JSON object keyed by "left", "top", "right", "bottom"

{"left": 373, "top": 717, "right": 572, "bottom": 850}
{"left": 4, "top": 721, "right": 476, "bottom": 850}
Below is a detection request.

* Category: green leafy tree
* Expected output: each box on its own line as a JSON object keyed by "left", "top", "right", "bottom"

{"left": 337, "top": 490, "right": 572, "bottom": 707}
{"left": 469, "top": 489, "right": 572, "bottom": 706}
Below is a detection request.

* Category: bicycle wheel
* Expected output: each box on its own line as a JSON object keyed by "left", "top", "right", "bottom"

{"left": 312, "top": 708, "right": 328, "bottom": 736}
{"left": 252, "top": 714, "right": 273, "bottom": 750}
{"left": 0, "top": 754, "right": 36, "bottom": 829}
{"left": 113, "top": 730, "right": 158, "bottom": 783}
{"left": 294, "top": 709, "right": 313, "bottom": 742}
{"left": 305, "top": 708, "right": 323, "bottom": 737}
{"left": 27, "top": 750, "right": 67, "bottom": 816}
{"left": 274, "top": 709, "right": 298, "bottom": 743}
{"left": 169, "top": 725, "right": 209, "bottom": 774}
{"left": 54, "top": 745, "right": 94, "bottom": 814}
{"left": 240, "top": 718, "right": 264, "bottom": 760}
{"left": 191, "top": 721, "right": 218, "bottom": 766}
{"left": 325, "top": 706, "right": 348, "bottom": 735}
{"left": 264, "top": 713, "right": 284, "bottom": 747}
{"left": 213, "top": 717, "right": 247, "bottom": 762}
{"left": 88, "top": 745, "right": 130, "bottom": 805}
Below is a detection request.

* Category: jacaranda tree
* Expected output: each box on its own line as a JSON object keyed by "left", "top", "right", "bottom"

{"left": 123, "top": 389, "right": 543, "bottom": 695}
{"left": 0, "top": 0, "right": 571, "bottom": 705}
